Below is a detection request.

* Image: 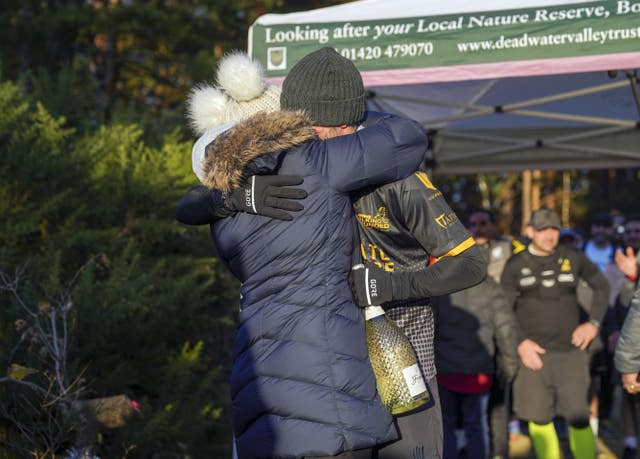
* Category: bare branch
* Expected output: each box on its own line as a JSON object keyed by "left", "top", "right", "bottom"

{"left": 0, "top": 257, "right": 107, "bottom": 455}
{"left": 0, "top": 268, "right": 37, "bottom": 319}
{"left": 49, "top": 307, "right": 67, "bottom": 395}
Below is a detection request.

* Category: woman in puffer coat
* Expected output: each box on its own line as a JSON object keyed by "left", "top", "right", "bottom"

{"left": 204, "top": 109, "right": 426, "bottom": 458}
{"left": 180, "top": 48, "right": 430, "bottom": 458}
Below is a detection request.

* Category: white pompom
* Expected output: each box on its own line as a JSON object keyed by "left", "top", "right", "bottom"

{"left": 217, "top": 51, "right": 265, "bottom": 102}
{"left": 186, "top": 84, "right": 229, "bottom": 135}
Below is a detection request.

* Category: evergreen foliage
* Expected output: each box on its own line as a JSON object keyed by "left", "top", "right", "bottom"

{"left": 0, "top": 0, "right": 288, "bottom": 126}
{"left": 0, "top": 2, "right": 344, "bottom": 455}
{"left": 0, "top": 81, "right": 238, "bottom": 457}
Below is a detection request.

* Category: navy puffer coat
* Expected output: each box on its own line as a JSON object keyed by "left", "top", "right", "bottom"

{"left": 204, "top": 110, "right": 427, "bottom": 458}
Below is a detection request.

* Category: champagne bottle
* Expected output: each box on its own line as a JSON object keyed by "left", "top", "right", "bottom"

{"left": 365, "top": 305, "right": 430, "bottom": 415}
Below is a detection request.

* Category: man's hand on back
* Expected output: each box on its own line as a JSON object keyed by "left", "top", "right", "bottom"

{"left": 225, "top": 175, "right": 307, "bottom": 221}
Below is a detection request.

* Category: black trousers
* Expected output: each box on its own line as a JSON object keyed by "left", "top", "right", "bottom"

{"left": 489, "top": 379, "right": 511, "bottom": 458}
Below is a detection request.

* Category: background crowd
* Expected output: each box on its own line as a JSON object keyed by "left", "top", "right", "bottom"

{"left": 435, "top": 207, "right": 640, "bottom": 459}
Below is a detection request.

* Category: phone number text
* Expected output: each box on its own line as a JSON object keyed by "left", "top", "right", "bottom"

{"left": 338, "top": 42, "right": 434, "bottom": 61}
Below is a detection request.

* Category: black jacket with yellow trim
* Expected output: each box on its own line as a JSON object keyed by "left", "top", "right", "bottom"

{"left": 351, "top": 169, "right": 487, "bottom": 304}
{"left": 197, "top": 111, "right": 427, "bottom": 458}
{"left": 351, "top": 168, "right": 487, "bottom": 379}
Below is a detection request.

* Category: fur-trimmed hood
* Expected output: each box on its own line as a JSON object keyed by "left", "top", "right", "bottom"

{"left": 202, "top": 110, "right": 316, "bottom": 192}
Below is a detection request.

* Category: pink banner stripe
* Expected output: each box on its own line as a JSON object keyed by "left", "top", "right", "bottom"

{"left": 266, "top": 52, "right": 640, "bottom": 87}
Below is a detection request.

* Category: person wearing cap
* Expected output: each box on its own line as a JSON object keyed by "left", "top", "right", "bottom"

{"left": 285, "top": 49, "right": 487, "bottom": 458}
{"left": 177, "top": 48, "right": 431, "bottom": 459}
{"left": 466, "top": 208, "right": 523, "bottom": 459}
{"left": 584, "top": 212, "right": 617, "bottom": 272}
{"left": 266, "top": 45, "right": 486, "bottom": 458}
{"left": 613, "top": 276, "right": 640, "bottom": 459}
{"left": 344, "top": 171, "right": 487, "bottom": 457}
{"left": 581, "top": 211, "right": 624, "bottom": 440}
{"left": 559, "top": 227, "right": 585, "bottom": 250}
{"left": 615, "top": 283, "right": 640, "bottom": 397}
{"left": 606, "top": 215, "right": 640, "bottom": 459}
{"left": 500, "top": 208, "right": 609, "bottom": 459}
{"left": 614, "top": 281, "right": 640, "bottom": 459}
{"left": 179, "top": 47, "right": 487, "bottom": 458}
{"left": 431, "top": 273, "right": 518, "bottom": 459}
{"left": 467, "top": 209, "right": 519, "bottom": 283}
{"left": 559, "top": 222, "right": 615, "bottom": 444}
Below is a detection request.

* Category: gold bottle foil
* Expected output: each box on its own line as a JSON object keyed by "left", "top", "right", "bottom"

{"left": 365, "top": 306, "right": 430, "bottom": 415}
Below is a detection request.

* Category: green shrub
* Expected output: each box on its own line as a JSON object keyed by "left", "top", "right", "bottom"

{"left": 0, "top": 80, "right": 237, "bottom": 458}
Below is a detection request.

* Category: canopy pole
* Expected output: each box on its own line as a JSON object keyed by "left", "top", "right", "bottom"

{"left": 532, "top": 170, "right": 541, "bottom": 212}
{"left": 418, "top": 105, "right": 636, "bottom": 126}
{"left": 562, "top": 171, "right": 571, "bottom": 228}
{"left": 372, "top": 92, "right": 492, "bottom": 111}
{"left": 443, "top": 125, "right": 631, "bottom": 149}
{"left": 504, "top": 80, "right": 631, "bottom": 110}
{"left": 441, "top": 142, "right": 535, "bottom": 162}
{"left": 507, "top": 109, "right": 637, "bottom": 128}
{"left": 442, "top": 131, "right": 520, "bottom": 144}
{"left": 377, "top": 80, "right": 637, "bottom": 127}
{"left": 377, "top": 79, "right": 628, "bottom": 115}
{"left": 543, "top": 126, "right": 630, "bottom": 143}
{"left": 626, "top": 70, "right": 640, "bottom": 117}
{"left": 522, "top": 171, "right": 532, "bottom": 236}
{"left": 547, "top": 143, "right": 640, "bottom": 160}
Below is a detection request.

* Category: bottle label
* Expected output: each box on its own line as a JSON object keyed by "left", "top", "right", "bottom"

{"left": 402, "top": 363, "right": 428, "bottom": 397}
{"left": 364, "top": 305, "right": 385, "bottom": 320}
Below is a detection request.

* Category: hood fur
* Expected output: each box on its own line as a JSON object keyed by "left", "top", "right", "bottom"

{"left": 202, "top": 110, "right": 316, "bottom": 191}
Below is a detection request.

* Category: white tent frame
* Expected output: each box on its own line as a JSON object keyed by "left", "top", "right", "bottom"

{"left": 366, "top": 70, "right": 640, "bottom": 173}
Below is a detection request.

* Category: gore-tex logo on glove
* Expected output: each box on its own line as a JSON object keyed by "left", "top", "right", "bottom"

{"left": 369, "top": 278, "right": 378, "bottom": 298}
{"left": 349, "top": 263, "right": 392, "bottom": 307}
{"left": 244, "top": 188, "right": 253, "bottom": 209}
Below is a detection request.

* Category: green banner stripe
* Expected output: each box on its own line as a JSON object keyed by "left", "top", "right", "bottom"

{"left": 250, "top": 1, "right": 640, "bottom": 77}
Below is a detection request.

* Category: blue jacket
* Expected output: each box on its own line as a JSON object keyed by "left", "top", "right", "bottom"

{"left": 202, "top": 111, "right": 427, "bottom": 458}
{"left": 615, "top": 284, "right": 640, "bottom": 374}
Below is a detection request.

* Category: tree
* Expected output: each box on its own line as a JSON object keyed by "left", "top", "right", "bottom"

{"left": 0, "top": 80, "right": 239, "bottom": 457}
{"left": 0, "top": 0, "right": 298, "bottom": 126}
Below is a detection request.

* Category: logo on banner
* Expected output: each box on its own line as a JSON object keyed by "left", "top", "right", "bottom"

{"left": 267, "top": 47, "right": 287, "bottom": 70}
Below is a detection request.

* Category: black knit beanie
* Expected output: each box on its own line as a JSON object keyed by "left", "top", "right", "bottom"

{"left": 281, "top": 47, "right": 365, "bottom": 126}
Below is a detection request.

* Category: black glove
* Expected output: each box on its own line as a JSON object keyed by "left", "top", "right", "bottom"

{"left": 226, "top": 175, "right": 307, "bottom": 221}
{"left": 349, "top": 264, "right": 393, "bottom": 307}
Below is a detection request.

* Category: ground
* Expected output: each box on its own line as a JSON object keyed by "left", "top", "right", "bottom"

{"left": 509, "top": 420, "right": 627, "bottom": 458}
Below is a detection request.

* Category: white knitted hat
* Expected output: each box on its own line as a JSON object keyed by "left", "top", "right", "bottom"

{"left": 186, "top": 51, "right": 281, "bottom": 136}
{"left": 187, "top": 51, "right": 282, "bottom": 182}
